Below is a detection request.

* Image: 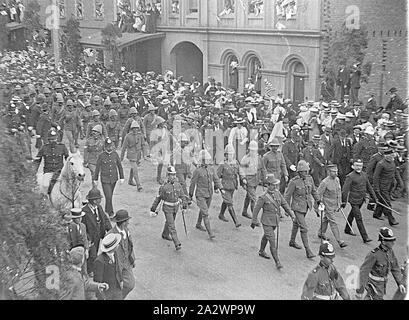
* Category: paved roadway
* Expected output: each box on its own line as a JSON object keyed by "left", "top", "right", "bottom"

{"left": 71, "top": 144, "right": 407, "bottom": 300}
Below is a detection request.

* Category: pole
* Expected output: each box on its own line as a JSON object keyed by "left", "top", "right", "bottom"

{"left": 338, "top": 207, "right": 356, "bottom": 234}
{"left": 376, "top": 194, "right": 402, "bottom": 216}
{"left": 181, "top": 209, "right": 188, "bottom": 236}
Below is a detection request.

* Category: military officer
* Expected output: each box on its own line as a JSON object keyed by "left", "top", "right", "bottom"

{"left": 94, "top": 138, "right": 124, "bottom": 218}
{"left": 106, "top": 109, "right": 121, "bottom": 148}
{"left": 172, "top": 133, "right": 192, "bottom": 199}
{"left": 301, "top": 241, "right": 350, "bottom": 300}
{"left": 151, "top": 166, "right": 189, "bottom": 250}
{"left": 121, "top": 107, "right": 146, "bottom": 146}
{"left": 285, "top": 160, "right": 321, "bottom": 259}
{"left": 34, "top": 128, "right": 69, "bottom": 195}
{"left": 353, "top": 126, "right": 377, "bottom": 170}
{"left": 239, "top": 141, "right": 267, "bottom": 219}
{"left": 216, "top": 144, "right": 241, "bottom": 228}
{"left": 84, "top": 124, "right": 104, "bottom": 186}
{"left": 262, "top": 138, "right": 288, "bottom": 193}
{"left": 251, "top": 174, "right": 295, "bottom": 269}
{"left": 356, "top": 227, "right": 406, "bottom": 300}
{"left": 366, "top": 142, "right": 388, "bottom": 184}
{"left": 189, "top": 149, "right": 223, "bottom": 239}
{"left": 317, "top": 164, "right": 347, "bottom": 248}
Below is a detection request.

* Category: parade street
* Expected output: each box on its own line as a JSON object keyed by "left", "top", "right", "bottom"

{"left": 67, "top": 145, "right": 406, "bottom": 300}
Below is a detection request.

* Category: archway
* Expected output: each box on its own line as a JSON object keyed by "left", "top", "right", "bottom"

{"left": 243, "top": 52, "right": 263, "bottom": 93}
{"left": 170, "top": 41, "right": 203, "bottom": 83}
{"left": 220, "top": 50, "right": 239, "bottom": 91}
{"left": 282, "top": 55, "right": 309, "bottom": 106}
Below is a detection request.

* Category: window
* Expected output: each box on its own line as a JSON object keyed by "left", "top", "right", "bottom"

{"left": 75, "top": 0, "right": 84, "bottom": 19}
{"left": 171, "top": 0, "right": 180, "bottom": 14}
{"left": 95, "top": 0, "right": 104, "bottom": 19}
{"left": 188, "top": 0, "right": 199, "bottom": 14}
{"left": 152, "top": 0, "right": 162, "bottom": 15}
{"left": 248, "top": 0, "right": 263, "bottom": 16}
{"left": 218, "top": 0, "right": 235, "bottom": 18}
{"left": 276, "top": 0, "right": 297, "bottom": 20}
{"left": 58, "top": 0, "right": 66, "bottom": 18}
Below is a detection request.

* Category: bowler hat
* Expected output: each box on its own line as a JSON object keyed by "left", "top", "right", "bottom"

{"left": 86, "top": 188, "right": 103, "bottom": 200}
{"left": 112, "top": 209, "right": 131, "bottom": 223}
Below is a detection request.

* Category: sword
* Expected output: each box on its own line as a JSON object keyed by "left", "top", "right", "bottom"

{"left": 338, "top": 206, "right": 356, "bottom": 234}
{"left": 181, "top": 209, "right": 188, "bottom": 236}
{"left": 375, "top": 195, "right": 402, "bottom": 216}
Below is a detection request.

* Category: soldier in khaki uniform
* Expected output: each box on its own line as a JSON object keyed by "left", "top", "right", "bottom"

{"left": 189, "top": 149, "right": 223, "bottom": 239}
{"left": 251, "top": 174, "right": 295, "bottom": 269}
{"left": 316, "top": 164, "right": 347, "bottom": 248}
{"left": 356, "top": 227, "right": 406, "bottom": 300}
{"left": 301, "top": 241, "right": 350, "bottom": 300}
{"left": 84, "top": 124, "right": 104, "bottom": 186}
{"left": 86, "top": 110, "right": 107, "bottom": 139}
{"left": 285, "top": 160, "right": 321, "bottom": 259}
{"left": 217, "top": 144, "right": 241, "bottom": 228}
{"left": 106, "top": 109, "right": 121, "bottom": 148}
{"left": 151, "top": 166, "right": 189, "bottom": 250}
{"left": 239, "top": 140, "right": 267, "bottom": 219}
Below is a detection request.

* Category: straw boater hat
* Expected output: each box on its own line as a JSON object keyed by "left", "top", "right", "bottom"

{"left": 101, "top": 233, "right": 122, "bottom": 253}
{"left": 65, "top": 208, "right": 85, "bottom": 219}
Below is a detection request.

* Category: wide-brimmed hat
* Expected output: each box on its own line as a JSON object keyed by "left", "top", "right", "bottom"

{"left": 86, "top": 188, "right": 103, "bottom": 200}
{"left": 233, "top": 118, "right": 245, "bottom": 124}
{"left": 101, "top": 233, "right": 122, "bottom": 253}
{"left": 111, "top": 209, "right": 131, "bottom": 223}
{"left": 65, "top": 208, "right": 85, "bottom": 219}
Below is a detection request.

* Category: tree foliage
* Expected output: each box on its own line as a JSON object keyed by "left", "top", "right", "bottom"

{"left": 322, "top": 22, "right": 373, "bottom": 97}
{"left": 61, "top": 17, "right": 83, "bottom": 72}
{"left": 23, "top": 0, "right": 42, "bottom": 44}
{"left": 101, "top": 23, "right": 122, "bottom": 73}
{"left": 0, "top": 14, "right": 9, "bottom": 51}
{"left": 0, "top": 121, "right": 70, "bottom": 300}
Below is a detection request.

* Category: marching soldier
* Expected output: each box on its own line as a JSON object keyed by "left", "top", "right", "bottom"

{"left": 341, "top": 159, "right": 377, "bottom": 243}
{"left": 86, "top": 110, "right": 107, "bottom": 139}
{"left": 262, "top": 138, "right": 288, "bottom": 193}
{"left": 372, "top": 149, "right": 400, "bottom": 226}
{"left": 356, "top": 227, "right": 406, "bottom": 300}
{"left": 84, "top": 125, "right": 104, "bottom": 186}
{"left": 239, "top": 140, "right": 267, "bottom": 219}
{"left": 251, "top": 174, "right": 295, "bottom": 269}
{"left": 282, "top": 130, "right": 301, "bottom": 180}
{"left": 189, "top": 149, "right": 223, "bottom": 239}
{"left": 216, "top": 144, "right": 241, "bottom": 228}
{"left": 106, "top": 109, "right": 121, "bottom": 148}
{"left": 34, "top": 128, "right": 69, "bottom": 196}
{"left": 316, "top": 164, "right": 347, "bottom": 248}
{"left": 285, "top": 160, "right": 321, "bottom": 259}
{"left": 151, "top": 166, "right": 189, "bottom": 250}
{"left": 301, "top": 241, "right": 350, "bottom": 300}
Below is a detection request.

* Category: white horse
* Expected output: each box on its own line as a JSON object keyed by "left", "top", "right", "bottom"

{"left": 37, "top": 150, "right": 85, "bottom": 210}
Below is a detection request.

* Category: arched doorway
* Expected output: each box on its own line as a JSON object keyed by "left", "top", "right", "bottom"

{"left": 243, "top": 53, "right": 263, "bottom": 93}
{"left": 221, "top": 50, "right": 239, "bottom": 91}
{"left": 170, "top": 42, "right": 203, "bottom": 83}
{"left": 283, "top": 56, "right": 309, "bottom": 107}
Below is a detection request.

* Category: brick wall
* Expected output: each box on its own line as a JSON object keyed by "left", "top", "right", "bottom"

{"left": 328, "top": 0, "right": 408, "bottom": 105}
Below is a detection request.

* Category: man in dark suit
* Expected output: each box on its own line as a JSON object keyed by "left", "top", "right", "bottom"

{"left": 328, "top": 129, "right": 353, "bottom": 187}
{"left": 107, "top": 210, "right": 136, "bottom": 299}
{"left": 82, "top": 188, "right": 112, "bottom": 277}
{"left": 94, "top": 234, "right": 123, "bottom": 300}
{"left": 337, "top": 64, "right": 350, "bottom": 101}
{"left": 385, "top": 87, "right": 404, "bottom": 113}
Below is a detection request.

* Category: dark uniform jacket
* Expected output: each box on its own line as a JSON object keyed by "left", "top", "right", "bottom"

{"left": 94, "top": 151, "right": 124, "bottom": 184}
{"left": 302, "top": 261, "right": 350, "bottom": 300}
{"left": 284, "top": 175, "right": 319, "bottom": 213}
{"left": 252, "top": 190, "right": 293, "bottom": 226}
{"left": 366, "top": 152, "right": 384, "bottom": 183}
{"left": 36, "top": 142, "right": 69, "bottom": 173}
{"left": 353, "top": 137, "right": 377, "bottom": 169}
{"left": 373, "top": 159, "right": 399, "bottom": 192}
{"left": 341, "top": 170, "right": 376, "bottom": 205}
{"left": 358, "top": 245, "right": 403, "bottom": 297}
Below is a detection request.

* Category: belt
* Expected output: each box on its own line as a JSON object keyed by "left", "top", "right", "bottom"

{"left": 369, "top": 273, "right": 386, "bottom": 282}
{"left": 163, "top": 201, "right": 180, "bottom": 207}
{"left": 313, "top": 293, "right": 338, "bottom": 300}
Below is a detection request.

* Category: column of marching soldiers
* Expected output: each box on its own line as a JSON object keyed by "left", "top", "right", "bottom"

{"left": 1, "top": 47, "right": 407, "bottom": 300}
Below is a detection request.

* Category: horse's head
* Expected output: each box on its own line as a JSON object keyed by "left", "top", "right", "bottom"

{"left": 66, "top": 150, "right": 85, "bottom": 182}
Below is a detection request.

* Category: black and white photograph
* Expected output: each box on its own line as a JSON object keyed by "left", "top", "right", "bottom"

{"left": 0, "top": 0, "right": 408, "bottom": 307}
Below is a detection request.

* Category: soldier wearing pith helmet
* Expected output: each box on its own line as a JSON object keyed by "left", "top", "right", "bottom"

{"left": 356, "top": 227, "right": 406, "bottom": 300}
{"left": 301, "top": 241, "right": 350, "bottom": 300}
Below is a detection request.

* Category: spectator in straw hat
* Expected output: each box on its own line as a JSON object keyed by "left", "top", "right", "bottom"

{"left": 82, "top": 187, "right": 112, "bottom": 276}
{"left": 60, "top": 246, "right": 109, "bottom": 300}
{"left": 107, "top": 210, "right": 136, "bottom": 299}
{"left": 94, "top": 233, "right": 123, "bottom": 300}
